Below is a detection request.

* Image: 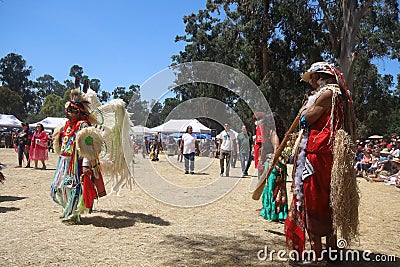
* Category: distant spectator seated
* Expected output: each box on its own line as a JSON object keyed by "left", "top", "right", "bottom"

{"left": 355, "top": 146, "right": 364, "bottom": 176}
{"left": 377, "top": 148, "right": 393, "bottom": 172}
{"left": 366, "top": 150, "right": 380, "bottom": 177}
{"left": 357, "top": 148, "right": 372, "bottom": 177}
{"left": 390, "top": 141, "right": 400, "bottom": 158}
{"left": 371, "top": 158, "right": 400, "bottom": 187}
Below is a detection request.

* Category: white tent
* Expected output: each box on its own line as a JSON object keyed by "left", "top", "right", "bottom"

{"left": 0, "top": 114, "right": 23, "bottom": 128}
{"left": 132, "top": 125, "right": 156, "bottom": 136}
{"left": 150, "top": 119, "right": 211, "bottom": 134}
{"left": 30, "top": 117, "right": 67, "bottom": 130}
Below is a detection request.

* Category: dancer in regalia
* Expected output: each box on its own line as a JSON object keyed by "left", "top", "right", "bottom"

{"left": 51, "top": 78, "right": 134, "bottom": 222}
{"left": 285, "top": 62, "right": 359, "bottom": 263}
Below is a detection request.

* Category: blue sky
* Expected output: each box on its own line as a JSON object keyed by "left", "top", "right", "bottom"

{"left": 0, "top": 0, "right": 398, "bottom": 103}
{"left": 0, "top": 0, "right": 205, "bottom": 101}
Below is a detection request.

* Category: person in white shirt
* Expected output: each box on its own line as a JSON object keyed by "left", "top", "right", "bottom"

{"left": 217, "top": 123, "right": 237, "bottom": 177}
{"left": 179, "top": 126, "right": 199, "bottom": 174}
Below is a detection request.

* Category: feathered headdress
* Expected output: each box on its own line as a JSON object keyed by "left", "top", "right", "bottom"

{"left": 65, "top": 77, "right": 101, "bottom": 125}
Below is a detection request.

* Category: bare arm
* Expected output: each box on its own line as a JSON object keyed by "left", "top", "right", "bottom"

{"left": 303, "top": 90, "right": 333, "bottom": 125}
{"left": 179, "top": 138, "right": 183, "bottom": 151}
{"left": 270, "top": 129, "right": 279, "bottom": 153}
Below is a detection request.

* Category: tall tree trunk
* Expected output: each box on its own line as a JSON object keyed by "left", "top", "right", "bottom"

{"left": 262, "top": 0, "right": 270, "bottom": 77}
{"left": 338, "top": 0, "right": 373, "bottom": 140}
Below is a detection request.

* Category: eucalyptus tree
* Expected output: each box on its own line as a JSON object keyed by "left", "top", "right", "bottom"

{"left": 39, "top": 94, "right": 66, "bottom": 118}
{"left": 173, "top": 0, "right": 400, "bottom": 138}
{"left": 125, "top": 84, "right": 149, "bottom": 126}
{"left": 0, "top": 53, "right": 34, "bottom": 118}
{"left": 0, "top": 86, "right": 24, "bottom": 115}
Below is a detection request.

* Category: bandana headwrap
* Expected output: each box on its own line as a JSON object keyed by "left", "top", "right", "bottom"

{"left": 301, "top": 62, "right": 353, "bottom": 104}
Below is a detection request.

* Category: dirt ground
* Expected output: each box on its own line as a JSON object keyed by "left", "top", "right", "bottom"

{"left": 0, "top": 148, "right": 399, "bottom": 266}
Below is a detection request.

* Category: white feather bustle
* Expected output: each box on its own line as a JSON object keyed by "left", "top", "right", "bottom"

{"left": 98, "top": 99, "right": 135, "bottom": 195}
{"left": 52, "top": 126, "right": 63, "bottom": 155}
{"left": 76, "top": 127, "right": 103, "bottom": 160}
{"left": 84, "top": 88, "right": 102, "bottom": 111}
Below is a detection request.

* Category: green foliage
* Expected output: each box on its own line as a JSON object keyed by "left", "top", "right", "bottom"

{"left": 0, "top": 86, "right": 24, "bottom": 115}
{"left": 112, "top": 86, "right": 131, "bottom": 104}
{"left": 40, "top": 94, "right": 65, "bottom": 118}
{"left": 146, "top": 101, "right": 163, "bottom": 128}
{"left": 89, "top": 79, "right": 101, "bottom": 92}
{"left": 69, "top": 65, "right": 84, "bottom": 79}
{"left": 0, "top": 53, "right": 32, "bottom": 94}
{"left": 125, "top": 84, "right": 149, "bottom": 126}
{"left": 99, "top": 91, "right": 111, "bottom": 103}
{"left": 172, "top": 0, "right": 400, "bottom": 140}
{"left": 1, "top": 1, "right": 399, "bottom": 139}
{"left": 0, "top": 53, "right": 34, "bottom": 118}
{"left": 34, "top": 74, "right": 67, "bottom": 100}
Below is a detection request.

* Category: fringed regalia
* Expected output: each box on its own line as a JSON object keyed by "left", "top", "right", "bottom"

{"left": 259, "top": 159, "right": 288, "bottom": 221}
{"left": 51, "top": 118, "right": 106, "bottom": 219}
{"left": 50, "top": 80, "right": 134, "bottom": 221}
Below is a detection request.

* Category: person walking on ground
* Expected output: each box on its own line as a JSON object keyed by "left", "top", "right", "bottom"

{"left": 179, "top": 126, "right": 199, "bottom": 174}
{"left": 29, "top": 123, "right": 48, "bottom": 169}
{"left": 217, "top": 123, "right": 237, "bottom": 177}
{"left": 15, "top": 122, "right": 33, "bottom": 168}
{"left": 177, "top": 138, "right": 183, "bottom": 162}
{"left": 151, "top": 134, "right": 163, "bottom": 161}
{"left": 47, "top": 132, "right": 54, "bottom": 153}
{"left": 237, "top": 125, "right": 253, "bottom": 177}
{"left": 141, "top": 137, "right": 148, "bottom": 158}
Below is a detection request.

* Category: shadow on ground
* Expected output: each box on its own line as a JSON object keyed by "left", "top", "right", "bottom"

{"left": 160, "top": 231, "right": 287, "bottom": 266}
{"left": 159, "top": 232, "right": 399, "bottom": 266}
{"left": 0, "top": 196, "right": 26, "bottom": 213}
{"left": 74, "top": 209, "right": 171, "bottom": 229}
{"left": 0, "top": 206, "right": 20, "bottom": 213}
{"left": 0, "top": 196, "right": 27, "bottom": 203}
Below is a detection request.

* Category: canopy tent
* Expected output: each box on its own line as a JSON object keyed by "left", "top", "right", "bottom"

{"left": 368, "top": 135, "right": 383, "bottom": 139}
{"left": 132, "top": 125, "right": 156, "bottom": 136}
{"left": 169, "top": 132, "right": 212, "bottom": 139}
{"left": 144, "top": 133, "right": 168, "bottom": 140}
{"left": 150, "top": 119, "right": 211, "bottom": 134}
{"left": 0, "top": 114, "right": 23, "bottom": 128}
{"left": 30, "top": 117, "right": 67, "bottom": 130}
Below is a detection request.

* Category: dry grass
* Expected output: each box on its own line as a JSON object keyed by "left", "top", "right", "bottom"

{"left": 0, "top": 148, "right": 399, "bottom": 266}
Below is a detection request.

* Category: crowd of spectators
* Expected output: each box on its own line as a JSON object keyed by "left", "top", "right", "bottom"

{"left": 355, "top": 136, "right": 400, "bottom": 187}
